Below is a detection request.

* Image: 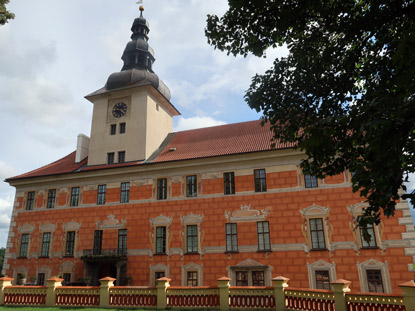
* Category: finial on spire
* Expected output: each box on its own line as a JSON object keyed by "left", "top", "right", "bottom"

{"left": 137, "top": 0, "right": 144, "bottom": 16}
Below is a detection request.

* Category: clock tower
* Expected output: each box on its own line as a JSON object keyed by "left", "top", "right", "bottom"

{"left": 84, "top": 7, "right": 180, "bottom": 166}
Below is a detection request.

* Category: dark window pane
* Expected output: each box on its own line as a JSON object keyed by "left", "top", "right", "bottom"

{"left": 19, "top": 234, "right": 29, "bottom": 257}
{"left": 93, "top": 230, "right": 103, "bottom": 255}
{"left": 26, "top": 192, "right": 35, "bottom": 210}
{"left": 309, "top": 218, "right": 326, "bottom": 249}
{"left": 118, "top": 151, "right": 125, "bottom": 163}
{"left": 63, "top": 273, "right": 71, "bottom": 284}
{"left": 110, "top": 124, "right": 116, "bottom": 135}
{"left": 118, "top": 229, "right": 127, "bottom": 256}
{"left": 47, "top": 189, "right": 56, "bottom": 209}
{"left": 65, "top": 231, "right": 75, "bottom": 256}
{"left": 187, "top": 271, "right": 198, "bottom": 286}
{"left": 186, "top": 175, "right": 197, "bottom": 197}
{"left": 187, "top": 225, "right": 198, "bottom": 253}
{"left": 257, "top": 221, "right": 271, "bottom": 251}
{"left": 304, "top": 174, "right": 318, "bottom": 188}
{"left": 120, "top": 182, "right": 130, "bottom": 203}
{"left": 37, "top": 273, "right": 45, "bottom": 286}
{"left": 358, "top": 217, "right": 377, "bottom": 248}
{"left": 366, "top": 270, "right": 384, "bottom": 293}
{"left": 224, "top": 172, "right": 235, "bottom": 195}
{"left": 254, "top": 169, "right": 267, "bottom": 192}
{"left": 155, "top": 271, "right": 165, "bottom": 285}
{"left": 236, "top": 271, "right": 248, "bottom": 286}
{"left": 107, "top": 153, "right": 115, "bottom": 164}
{"left": 252, "top": 271, "right": 265, "bottom": 286}
{"left": 225, "top": 223, "right": 238, "bottom": 252}
{"left": 71, "top": 187, "right": 80, "bottom": 206}
{"left": 41, "top": 232, "right": 51, "bottom": 257}
{"left": 97, "top": 185, "right": 106, "bottom": 205}
{"left": 156, "top": 226, "right": 166, "bottom": 254}
{"left": 315, "top": 270, "right": 331, "bottom": 289}
{"left": 157, "top": 178, "right": 167, "bottom": 200}
{"left": 120, "top": 122, "right": 126, "bottom": 134}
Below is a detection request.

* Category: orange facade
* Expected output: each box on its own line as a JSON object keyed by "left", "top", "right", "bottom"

{"left": 4, "top": 165, "right": 414, "bottom": 294}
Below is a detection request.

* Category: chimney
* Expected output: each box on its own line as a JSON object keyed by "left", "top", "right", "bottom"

{"left": 75, "top": 134, "right": 90, "bottom": 163}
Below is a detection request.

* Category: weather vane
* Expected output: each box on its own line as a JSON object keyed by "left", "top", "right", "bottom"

{"left": 136, "top": 0, "right": 144, "bottom": 12}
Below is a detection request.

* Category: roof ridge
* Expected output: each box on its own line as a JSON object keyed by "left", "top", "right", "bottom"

{"left": 173, "top": 119, "right": 262, "bottom": 134}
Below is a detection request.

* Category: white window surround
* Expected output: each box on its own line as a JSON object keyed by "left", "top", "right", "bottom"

{"left": 226, "top": 258, "right": 273, "bottom": 286}
{"left": 356, "top": 259, "right": 391, "bottom": 293}
{"left": 347, "top": 203, "right": 384, "bottom": 251}
{"left": 13, "top": 265, "right": 28, "bottom": 285}
{"left": 149, "top": 215, "right": 173, "bottom": 257}
{"left": 37, "top": 265, "right": 52, "bottom": 282}
{"left": 181, "top": 214, "right": 204, "bottom": 256}
{"left": 300, "top": 204, "right": 332, "bottom": 252}
{"left": 181, "top": 262, "right": 203, "bottom": 286}
{"left": 307, "top": 260, "right": 337, "bottom": 289}
{"left": 59, "top": 261, "right": 75, "bottom": 282}
{"left": 150, "top": 263, "right": 170, "bottom": 286}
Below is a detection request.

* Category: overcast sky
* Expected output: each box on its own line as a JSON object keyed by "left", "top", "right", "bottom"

{"left": 0, "top": 0, "right": 414, "bottom": 248}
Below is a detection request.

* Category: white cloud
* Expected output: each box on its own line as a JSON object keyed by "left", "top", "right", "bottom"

{"left": 174, "top": 116, "right": 226, "bottom": 132}
{"left": 0, "top": 194, "right": 13, "bottom": 248}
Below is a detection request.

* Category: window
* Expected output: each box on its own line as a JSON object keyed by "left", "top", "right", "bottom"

{"left": 93, "top": 230, "right": 103, "bottom": 255}
{"left": 157, "top": 178, "right": 167, "bottom": 200}
{"left": 224, "top": 172, "right": 235, "bottom": 195}
{"left": 367, "top": 270, "right": 384, "bottom": 293}
{"left": 41, "top": 232, "right": 51, "bottom": 257}
{"left": 186, "top": 225, "right": 198, "bottom": 253}
{"left": 120, "top": 122, "right": 126, "bottom": 134}
{"left": 304, "top": 174, "right": 318, "bottom": 188}
{"left": 65, "top": 231, "right": 75, "bottom": 256}
{"left": 110, "top": 124, "right": 116, "bottom": 135}
{"left": 118, "top": 151, "right": 126, "bottom": 163}
{"left": 37, "top": 273, "right": 45, "bottom": 286}
{"left": 47, "top": 189, "right": 56, "bottom": 209}
{"left": 19, "top": 234, "right": 29, "bottom": 258}
{"left": 26, "top": 191, "right": 35, "bottom": 210}
{"left": 257, "top": 221, "right": 271, "bottom": 251}
{"left": 309, "top": 218, "right": 326, "bottom": 250}
{"left": 156, "top": 226, "right": 166, "bottom": 254}
{"left": 254, "top": 169, "right": 267, "bottom": 192}
{"left": 70, "top": 187, "right": 80, "bottom": 206}
{"left": 63, "top": 273, "right": 71, "bottom": 284}
{"left": 120, "top": 182, "right": 130, "bottom": 203}
{"left": 236, "top": 271, "right": 248, "bottom": 286}
{"left": 118, "top": 229, "right": 127, "bottom": 256}
{"left": 186, "top": 175, "right": 197, "bottom": 197}
{"left": 187, "top": 271, "right": 198, "bottom": 287}
{"left": 315, "top": 270, "right": 331, "bottom": 290}
{"left": 358, "top": 218, "right": 377, "bottom": 248}
{"left": 155, "top": 271, "right": 165, "bottom": 285}
{"left": 252, "top": 271, "right": 265, "bottom": 286}
{"left": 97, "top": 185, "right": 106, "bottom": 205}
{"left": 225, "top": 223, "right": 238, "bottom": 252}
{"left": 107, "top": 152, "right": 115, "bottom": 165}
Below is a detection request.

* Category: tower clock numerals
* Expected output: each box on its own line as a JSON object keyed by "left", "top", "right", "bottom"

{"left": 112, "top": 102, "right": 127, "bottom": 118}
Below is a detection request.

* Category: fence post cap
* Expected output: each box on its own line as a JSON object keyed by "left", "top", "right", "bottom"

{"left": 0, "top": 277, "right": 13, "bottom": 282}
{"left": 331, "top": 279, "right": 351, "bottom": 285}
{"left": 218, "top": 276, "right": 231, "bottom": 281}
{"left": 399, "top": 280, "right": 415, "bottom": 288}
{"left": 46, "top": 277, "right": 64, "bottom": 282}
{"left": 272, "top": 276, "right": 290, "bottom": 281}
{"left": 99, "top": 277, "right": 116, "bottom": 281}
{"left": 156, "top": 277, "right": 171, "bottom": 282}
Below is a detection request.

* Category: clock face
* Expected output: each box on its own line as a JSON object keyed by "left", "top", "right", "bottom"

{"left": 112, "top": 102, "right": 127, "bottom": 118}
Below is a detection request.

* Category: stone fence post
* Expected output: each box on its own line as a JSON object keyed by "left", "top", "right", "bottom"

{"left": 45, "top": 277, "right": 63, "bottom": 307}
{"left": 218, "top": 276, "right": 231, "bottom": 311}
{"left": 331, "top": 279, "right": 351, "bottom": 311}
{"left": 0, "top": 277, "right": 13, "bottom": 305}
{"left": 272, "top": 276, "right": 289, "bottom": 311}
{"left": 156, "top": 277, "right": 171, "bottom": 310}
{"left": 399, "top": 280, "right": 415, "bottom": 311}
{"left": 99, "top": 277, "right": 116, "bottom": 308}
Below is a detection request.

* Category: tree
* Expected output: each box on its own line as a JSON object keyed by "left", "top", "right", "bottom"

{"left": 206, "top": 0, "right": 415, "bottom": 232}
{"left": 0, "top": 0, "right": 14, "bottom": 25}
{"left": 0, "top": 247, "right": 5, "bottom": 276}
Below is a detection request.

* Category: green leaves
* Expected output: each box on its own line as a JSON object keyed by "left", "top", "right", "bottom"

{"left": 206, "top": 0, "right": 415, "bottom": 227}
{"left": 0, "top": 0, "right": 14, "bottom": 26}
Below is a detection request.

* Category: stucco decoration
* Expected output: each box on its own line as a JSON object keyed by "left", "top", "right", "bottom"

{"left": 300, "top": 204, "right": 333, "bottom": 254}
{"left": 149, "top": 215, "right": 173, "bottom": 259}
{"left": 18, "top": 224, "right": 34, "bottom": 234}
{"left": 306, "top": 260, "right": 337, "bottom": 289}
{"left": 171, "top": 176, "right": 183, "bottom": 183}
{"left": 63, "top": 221, "right": 81, "bottom": 231}
{"left": 39, "top": 223, "right": 56, "bottom": 232}
{"left": 201, "top": 172, "right": 221, "bottom": 180}
{"left": 149, "top": 263, "right": 170, "bottom": 286}
{"left": 181, "top": 262, "right": 203, "bottom": 286}
{"left": 181, "top": 214, "right": 205, "bottom": 258}
{"left": 357, "top": 259, "right": 392, "bottom": 293}
{"left": 181, "top": 213, "right": 204, "bottom": 225}
{"left": 96, "top": 214, "right": 126, "bottom": 230}
{"left": 59, "top": 261, "right": 75, "bottom": 275}
{"left": 225, "top": 204, "right": 269, "bottom": 223}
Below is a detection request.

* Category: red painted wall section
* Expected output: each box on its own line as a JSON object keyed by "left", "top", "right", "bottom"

{"left": 324, "top": 173, "right": 346, "bottom": 184}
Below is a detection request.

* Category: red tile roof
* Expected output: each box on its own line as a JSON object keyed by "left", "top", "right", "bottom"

{"left": 6, "top": 120, "right": 295, "bottom": 181}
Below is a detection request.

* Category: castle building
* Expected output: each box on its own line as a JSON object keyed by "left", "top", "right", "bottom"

{"left": 2, "top": 8, "right": 415, "bottom": 293}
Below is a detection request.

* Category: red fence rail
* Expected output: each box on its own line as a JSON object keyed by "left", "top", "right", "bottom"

{"left": 229, "top": 286, "right": 276, "bottom": 309}
{"left": 55, "top": 286, "right": 100, "bottom": 306}
{"left": 4, "top": 292, "right": 46, "bottom": 305}
{"left": 346, "top": 292, "right": 406, "bottom": 311}
{"left": 167, "top": 286, "right": 220, "bottom": 308}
